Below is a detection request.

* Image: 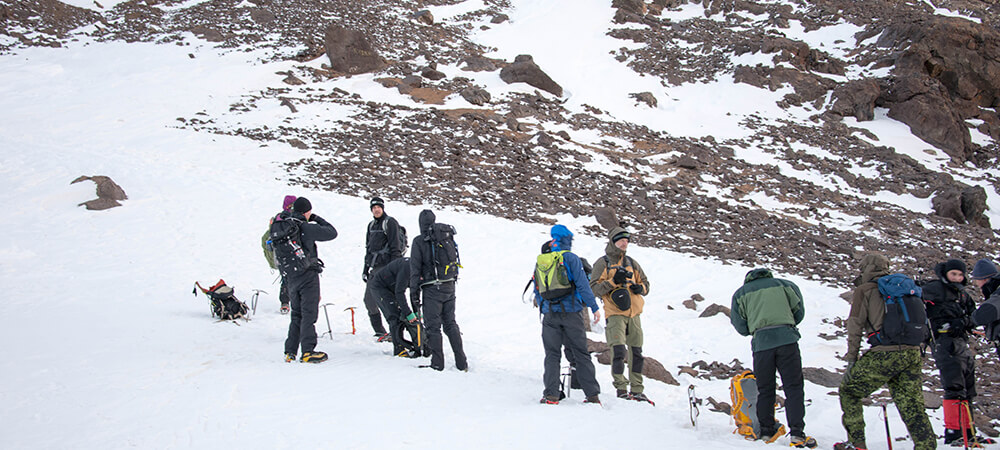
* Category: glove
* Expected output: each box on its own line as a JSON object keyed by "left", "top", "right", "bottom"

{"left": 629, "top": 284, "right": 643, "bottom": 295}
{"left": 612, "top": 268, "right": 628, "bottom": 285}
{"left": 362, "top": 271, "right": 369, "bottom": 283}
{"left": 406, "top": 312, "right": 418, "bottom": 323}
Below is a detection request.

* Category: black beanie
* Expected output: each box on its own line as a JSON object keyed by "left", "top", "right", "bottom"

{"left": 293, "top": 197, "right": 312, "bottom": 214}
{"left": 370, "top": 197, "right": 385, "bottom": 210}
{"left": 942, "top": 259, "right": 967, "bottom": 275}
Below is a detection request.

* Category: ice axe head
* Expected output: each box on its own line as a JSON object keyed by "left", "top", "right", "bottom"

{"left": 344, "top": 307, "right": 357, "bottom": 335}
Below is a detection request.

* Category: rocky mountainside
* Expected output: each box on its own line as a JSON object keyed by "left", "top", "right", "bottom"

{"left": 4, "top": 0, "right": 998, "bottom": 286}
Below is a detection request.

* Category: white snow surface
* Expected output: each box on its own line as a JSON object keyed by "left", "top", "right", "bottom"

{"left": 0, "top": 2, "right": 978, "bottom": 448}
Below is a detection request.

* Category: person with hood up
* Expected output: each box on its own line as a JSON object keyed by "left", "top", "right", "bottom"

{"left": 731, "top": 268, "right": 815, "bottom": 448}
{"left": 922, "top": 258, "right": 992, "bottom": 446}
{"left": 262, "top": 195, "right": 296, "bottom": 314}
{"left": 972, "top": 259, "right": 1000, "bottom": 357}
{"left": 276, "top": 197, "right": 338, "bottom": 363}
{"left": 834, "top": 253, "right": 935, "bottom": 450}
{"left": 409, "top": 209, "right": 467, "bottom": 371}
{"left": 589, "top": 227, "right": 652, "bottom": 404}
{"left": 535, "top": 224, "right": 602, "bottom": 405}
{"left": 369, "top": 257, "right": 420, "bottom": 358}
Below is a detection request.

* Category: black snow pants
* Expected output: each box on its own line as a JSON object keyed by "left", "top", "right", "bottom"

{"left": 284, "top": 271, "right": 321, "bottom": 355}
{"left": 421, "top": 283, "right": 467, "bottom": 371}
{"left": 753, "top": 342, "right": 806, "bottom": 436}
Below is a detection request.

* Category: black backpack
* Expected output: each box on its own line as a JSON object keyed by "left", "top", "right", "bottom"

{"left": 369, "top": 218, "right": 408, "bottom": 266}
{"left": 269, "top": 217, "right": 316, "bottom": 277}
{"left": 868, "top": 274, "right": 929, "bottom": 346}
{"left": 194, "top": 280, "right": 249, "bottom": 321}
{"left": 427, "top": 223, "right": 460, "bottom": 283}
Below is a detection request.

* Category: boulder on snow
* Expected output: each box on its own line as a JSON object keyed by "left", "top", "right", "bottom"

{"left": 324, "top": 24, "right": 385, "bottom": 75}
{"left": 698, "top": 303, "right": 730, "bottom": 318}
{"left": 72, "top": 175, "right": 127, "bottom": 210}
{"left": 829, "top": 79, "right": 881, "bottom": 121}
{"left": 499, "top": 54, "right": 563, "bottom": 97}
{"left": 630, "top": 91, "right": 658, "bottom": 108}
{"left": 460, "top": 87, "right": 491, "bottom": 106}
{"left": 411, "top": 9, "right": 434, "bottom": 25}
{"left": 931, "top": 185, "right": 991, "bottom": 228}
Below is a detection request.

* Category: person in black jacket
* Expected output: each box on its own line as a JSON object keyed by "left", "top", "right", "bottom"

{"left": 279, "top": 197, "right": 338, "bottom": 363}
{"left": 362, "top": 197, "right": 401, "bottom": 339}
{"left": 409, "top": 209, "right": 467, "bottom": 371}
{"left": 922, "top": 259, "right": 984, "bottom": 445}
{"left": 369, "top": 257, "right": 420, "bottom": 357}
{"left": 972, "top": 259, "right": 1000, "bottom": 355}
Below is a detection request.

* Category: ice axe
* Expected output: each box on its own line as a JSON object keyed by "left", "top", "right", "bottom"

{"left": 320, "top": 303, "right": 335, "bottom": 340}
{"left": 344, "top": 307, "right": 357, "bottom": 335}
{"left": 250, "top": 289, "right": 268, "bottom": 316}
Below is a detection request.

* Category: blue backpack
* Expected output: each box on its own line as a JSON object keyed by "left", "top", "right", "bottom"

{"left": 870, "top": 274, "right": 928, "bottom": 346}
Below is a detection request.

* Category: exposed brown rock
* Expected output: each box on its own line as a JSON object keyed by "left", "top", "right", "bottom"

{"left": 324, "top": 24, "right": 385, "bottom": 75}
{"left": 72, "top": 175, "right": 127, "bottom": 210}
{"left": 499, "top": 54, "right": 563, "bottom": 97}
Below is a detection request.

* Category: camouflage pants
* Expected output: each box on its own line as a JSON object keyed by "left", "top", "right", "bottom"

{"left": 839, "top": 349, "right": 936, "bottom": 450}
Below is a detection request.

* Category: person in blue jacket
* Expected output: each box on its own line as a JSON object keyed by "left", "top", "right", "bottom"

{"left": 535, "top": 224, "right": 602, "bottom": 405}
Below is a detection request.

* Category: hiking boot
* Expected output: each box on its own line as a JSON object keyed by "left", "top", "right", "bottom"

{"left": 280, "top": 303, "right": 290, "bottom": 314}
{"left": 539, "top": 396, "right": 560, "bottom": 405}
{"left": 629, "top": 392, "right": 653, "bottom": 404}
{"left": 944, "top": 429, "right": 963, "bottom": 446}
{"left": 617, "top": 389, "right": 629, "bottom": 399}
{"left": 966, "top": 429, "right": 997, "bottom": 445}
{"left": 789, "top": 434, "right": 817, "bottom": 448}
{"left": 584, "top": 395, "right": 601, "bottom": 405}
{"left": 376, "top": 333, "right": 392, "bottom": 343}
{"left": 300, "top": 351, "right": 328, "bottom": 363}
{"left": 759, "top": 423, "right": 786, "bottom": 444}
{"left": 284, "top": 352, "right": 295, "bottom": 363}
{"left": 832, "top": 442, "right": 866, "bottom": 450}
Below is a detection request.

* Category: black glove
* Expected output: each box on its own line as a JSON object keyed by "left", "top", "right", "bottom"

{"left": 612, "top": 268, "right": 628, "bottom": 285}
{"left": 362, "top": 270, "right": 369, "bottom": 283}
{"left": 629, "top": 284, "right": 643, "bottom": 295}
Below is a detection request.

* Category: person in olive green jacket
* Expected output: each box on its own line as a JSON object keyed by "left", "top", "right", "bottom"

{"left": 834, "top": 253, "right": 934, "bottom": 450}
{"left": 731, "top": 268, "right": 815, "bottom": 448}
{"left": 590, "top": 227, "right": 651, "bottom": 403}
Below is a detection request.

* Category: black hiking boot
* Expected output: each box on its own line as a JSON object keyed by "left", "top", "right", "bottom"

{"left": 539, "top": 395, "right": 560, "bottom": 405}
{"left": 790, "top": 434, "right": 817, "bottom": 448}
{"left": 300, "top": 351, "right": 328, "bottom": 363}
{"left": 630, "top": 392, "right": 654, "bottom": 405}
{"left": 280, "top": 303, "right": 290, "bottom": 314}
{"left": 284, "top": 352, "right": 295, "bottom": 363}
{"left": 584, "top": 395, "right": 601, "bottom": 405}
{"left": 617, "top": 389, "right": 629, "bottom": 399}
{"left": 759, "top": 423, "right": 786, "bottom": 444}
{"left": 376, "top": 333, "right": 392, "bottom": 343}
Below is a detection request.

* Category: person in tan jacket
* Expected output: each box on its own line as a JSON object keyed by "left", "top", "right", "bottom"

{"left": 590, "top": 227, "right": 651, "bottom": 403}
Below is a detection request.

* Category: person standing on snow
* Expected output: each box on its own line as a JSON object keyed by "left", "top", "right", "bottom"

{"left": 409, "top": 209, "right": 467, "bottom": 371}
{"left": 362, "top": 197, "right": 399, "bottom": 340}
{"left": 262, "top": 195, "right": 296, "bottom": 314}
{"left": 922, "top": 259, "right": 993, "bottom": 445}
{"left": 834, "top": 253, "right": 934, "bottom": 450}
{"left": 731, "top": 268, "right": 815, "bottom": 448}
{"left": 369, "top": 257, "right": 420, "bottom": 358}
{"left": 972, "top": 258, "right": 1000, "bottom": 359}
{"left": 535, "top": 224, "right": 602, "bottom": 405}
{"left": 279, "top": 197, "right": 338, "bottom": 363}
{"left": 589, "top": 227, "right": 652, "bottom": 404}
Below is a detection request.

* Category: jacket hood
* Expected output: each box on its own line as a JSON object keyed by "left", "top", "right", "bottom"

{"left": 418, "top": 209, "right": 436, "bottom": 234}
{"left": 744, "top": 268, "right": 773, "bottom": 284}
{"left": 855, "top": 253, "right": 890, "bottom": 286}
{"left": 603, "top": 226, "right": 628, "bottom": 261}
{"left": 550, "top": 224, "right": 573, "bottom": 251}
{"left": 934, "top": 259, "right": 968, "bottom": 286}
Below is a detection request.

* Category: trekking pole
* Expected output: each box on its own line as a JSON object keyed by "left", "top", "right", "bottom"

{"left": 320, "top": 303, "right": 334, "bottom": 340}
{"left": 881, "top": 403, "right": 892, "bottom": 450}
{"left": 344, "top": 307, "right": 357, "bottom": 335}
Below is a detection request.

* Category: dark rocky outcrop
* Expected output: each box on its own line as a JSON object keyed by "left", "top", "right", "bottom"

{"left": 72, "top": 175, "right": 127, "bottom": 210}
{"left": 324, "top": 24, "right": 385, "bottom": 75}
{"left": 932, "top": 185, "right": 991, "bottom": 228}
{"left": 460, "top": 87, "right": 491, "bottom": 106}
{"left": 499, "top": 55, "right": 563, "bottom": 97}
{"left": 829, "top": 79, "right": 881, "bottom": 121}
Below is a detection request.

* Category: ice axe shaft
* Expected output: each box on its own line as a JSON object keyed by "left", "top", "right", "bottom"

{"left": 320, "top": 303, "right": 334, "bottom": 340}
{"left": 344, "top": 307, "right": 357, "bottom": 335}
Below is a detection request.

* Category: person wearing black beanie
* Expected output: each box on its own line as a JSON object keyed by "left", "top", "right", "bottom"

{"left": 270, "top": 196, "right": 338, "bottom": 364}
{"left": 922, "top": 258, "right": 993, "bottom": 445}
{"left": 362, "top": 196, "right": 402, "bottom": 340}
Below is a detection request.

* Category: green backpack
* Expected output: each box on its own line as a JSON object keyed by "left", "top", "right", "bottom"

{"left": 262, "top": 227, "right": 277, "bottom": 270}
{"left": 535, "top": 250, "right": 575, "bottom": 301}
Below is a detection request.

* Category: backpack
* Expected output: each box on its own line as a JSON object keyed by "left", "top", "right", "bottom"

{"left": 535, "top": 250, "right": 574, "bottom": 302}
{"left": 730, "top": 370, "right": 761, "bottom": 440}
{"left": 262, "top": 226, "right": 277, "bottom": 270}
{"left": 269, "top": 217, "right": 316, "bottom": 277}
{"left": 870, "top": 273, "right": 928, "bottom": 347}
{"left": 426, "top": 223, "right": 460, "bottom": 283}
{"left": 369, "top": 218, "right": 408, "bottom": 267}
{"left": 194, "top": 280, "right": 249, "bottom": 321}
{"left": 603, "top": 255, "right": 635, "bottom": 310}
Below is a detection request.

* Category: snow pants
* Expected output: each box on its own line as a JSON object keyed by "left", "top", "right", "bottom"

{"left": 753, "top": 342, "right": 805, "bottom": 436}
{"left": 421, "top": 283, "right": 467, "bottom": 371}
{"left": 284, "top": 271, "right": 320, "bottom": 355}
{"left": 605, "top": 314, "right": 644, "bottom": 394}
{"left": 838, "top": 348, "right": 936, "bottom": 450}
{"left": 542, "top": 311, "right": 599, "bottom": 398}
{"left": 933, "top": 335, "right": 977, "bottom": 400}
{"left": 279, "top": 275, "right": 289, "bottom": 306}
{"left": 373, "top": 285, "right": 407, "bottom": 356}
{"left": 363, "top": 267, "right": 388, "bottom": 335}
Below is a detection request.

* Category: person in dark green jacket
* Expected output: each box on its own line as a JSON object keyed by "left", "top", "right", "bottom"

{"left": 731, "top": 268, "right": 815, "bottom": 448}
